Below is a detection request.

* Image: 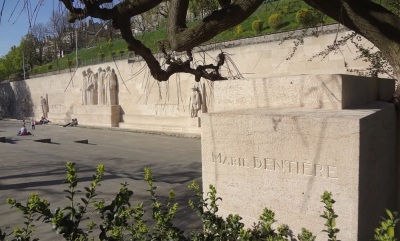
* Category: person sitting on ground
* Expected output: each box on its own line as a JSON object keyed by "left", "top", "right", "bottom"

{"left": 40, "top": 116, "right": 50, "bottom": 124}
{"left": 17, "top": 124, "right": 32, "bottom": 136}
{"left": 72, "top": 118, "right": 78, "bottom": 127}
{"left": 63, "top": 118, "right": 78, "bottom": 127}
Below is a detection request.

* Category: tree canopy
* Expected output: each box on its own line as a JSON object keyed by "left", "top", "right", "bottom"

{"left": 1, "top": 0, "right": 400, "bottom": 83}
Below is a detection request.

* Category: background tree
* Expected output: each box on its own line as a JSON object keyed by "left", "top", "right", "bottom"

{"left": 0, "top": 58, "right": 8, "bottom": 82}
{"left": 30, "top": 23, "right": 48, "bottom": 66}
{"left": 131, "top": 3, "right": 169, "bottom": 35}
{"left": 189, "top": 0, "right": 219, "bottom": 19}
{"left": 2, "top": 46, "right": 23, "bottom": 81}
{"left": 46, "top": 10, "right": 69, "bottom": 60}
{"left": 20, "top": 33, "right": 39, "bottom": 70}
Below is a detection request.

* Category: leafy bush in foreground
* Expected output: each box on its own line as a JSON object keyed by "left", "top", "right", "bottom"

{"left": 0, "top": 162, "right": 398, "bottom": 241}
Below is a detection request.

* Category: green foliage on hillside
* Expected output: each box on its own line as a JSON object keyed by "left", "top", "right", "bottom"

{"left": 252, "top": 20, "right": 264, "bottom": 33}
{"left": 268, "top": 13, "right": 284, "bottom": 30}
{"left": 0, "top": 0, "right": 335, "bottom": 81}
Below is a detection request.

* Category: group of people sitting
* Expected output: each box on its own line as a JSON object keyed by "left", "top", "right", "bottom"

{"left": 17, "top": 117, "right": 78, "bottom": 136}
{"left": 17, "top": 124, "right": 32, "bottom": 136}
{"left": 63, "top": 118, "right": 78, "bottom": 127}
{"left": 17, "top": 116, "right": 53, "bottom": 136}
{"left": 39, "top": 117, "right": 50, "bottom": 124}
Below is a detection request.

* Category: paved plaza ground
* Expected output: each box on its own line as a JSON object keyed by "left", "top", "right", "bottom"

{"left": 0, "top": 119, "right": 202, "bottom": 240}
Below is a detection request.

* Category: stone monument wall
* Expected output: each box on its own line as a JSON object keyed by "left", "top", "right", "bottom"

{"left": 0, "top": 25, "right": 389, "bottom": 134}
{"left": 202, "top": 75, "right": 398, "bottom": 240}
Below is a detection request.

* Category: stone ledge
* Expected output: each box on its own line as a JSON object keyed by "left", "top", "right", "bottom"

{"left": 211, "top": 75, "right": 394, "bottom": 112}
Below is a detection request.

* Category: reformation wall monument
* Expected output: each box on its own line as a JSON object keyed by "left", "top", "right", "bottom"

{"left": 0, "top": 25, "right": 399, "bottom": 240}
{"left": 0, "top": 25, "right": 377, "bottom": 135}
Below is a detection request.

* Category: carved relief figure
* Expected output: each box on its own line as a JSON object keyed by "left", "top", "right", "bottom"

{"left": 104, "top": 66, "right": 119, "bottom": 105}
{"left": 40, "top": 96, "right": 48, "bottom": 118}
{"left": 86, "top": 68, "right": 97, "bottom": 105}
{"left": 189, "top": 87, "right": 202, "bottom": 118}
{"left": 96, "top": 67, "right": 106, "bottom": 105}
{"left": 81, "top": 70, "right": 88, "bottom": 105}
{"left": 104, "top": 67, "right": 111, "bottom": 105}
{"left": 110, "top": 69, "right": 119, "bottom": 105}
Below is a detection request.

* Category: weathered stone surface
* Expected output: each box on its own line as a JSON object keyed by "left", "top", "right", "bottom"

{"left": 202, "top": 76, "right": 397, "bottom": 240}
{"left": 211, "top": 75, "right": 395, "bottom": 112}
{"left": 0, "top": 26, "right": 386, "bottom": 134}
{"left": 74, "top": 105, "right": 121, "bottom": 127}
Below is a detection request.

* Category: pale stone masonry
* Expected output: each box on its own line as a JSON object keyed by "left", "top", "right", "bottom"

{"left": 202, "top": 75, "right": 397, "bottom": 240}
{"left": 0, "top": 25, "right": 385, "bottom": 134}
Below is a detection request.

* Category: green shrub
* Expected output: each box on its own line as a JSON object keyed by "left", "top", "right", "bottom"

{"left": 0, "top": 163, "right": 398, "bottom": 241}
{"left": 296, "top": 8, "right": 324, "bottom": 27}
{"left": 252, "top": 20, "right": 264, "bottom": 34}
{"left": 268, "top": 13, "right": 283, "bottom": 30}
{"left": 47, "top": 64, "right": 53, "bottom": 71}
{"left": 110, "top": 51, "right": 116, "bottom": 56}
{"left": 97, "top": 52, "right": 105, "bottom": 58}
{"left": 374, "top": 209, "right": 399, "bottom": 240}
{"left": 75, "top": 58, "right": 80, "bottom": 66}
{"left": 283, "top": 6, "right": 290, "bottom": 14}
{"left": 236, "top": 24, "right": 243, "bottom": 35}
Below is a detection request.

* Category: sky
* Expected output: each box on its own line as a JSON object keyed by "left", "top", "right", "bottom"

{"left": 0, "top": 0, "right": 58, "bottom": 57}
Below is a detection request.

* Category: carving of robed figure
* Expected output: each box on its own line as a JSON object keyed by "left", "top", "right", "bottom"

{"left": 81, "top": 70, "right": 88, "bottom": 105}
{"left": 104, "top": 67, "right": 119, "bottom": 105}
{"left": 40, "top": 96, "right": 48, "bottom": 118}
{"left": 86, "top": 68, "right": 97, "bottom": 105}
{"left": 96, "top": 67, "right": 106, "bottom": 105}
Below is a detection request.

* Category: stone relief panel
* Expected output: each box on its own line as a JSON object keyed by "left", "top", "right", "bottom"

{"left": 81, "top": 66, "right": 119, "bottom": 106}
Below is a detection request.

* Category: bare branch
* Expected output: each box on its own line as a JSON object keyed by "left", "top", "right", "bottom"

{"left": 303, "top": 0, "right": 400, "bottom": 74}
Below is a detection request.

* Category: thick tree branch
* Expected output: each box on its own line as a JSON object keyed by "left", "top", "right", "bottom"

{"left": 168, "top": 0, "right": 189, "bottom": 33}
{"left": 168, "top": 0, "right": 264, "bottom": 51}
{"left": 59, "top": 0, "right": 244, "bottom": 82}
{"left": 116, "top": 16, "right": 226, "bottom": 82}
{"left": 217, "top": 0, "right": 231, "bottom": 8}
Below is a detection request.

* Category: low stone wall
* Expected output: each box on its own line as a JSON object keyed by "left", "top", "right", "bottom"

{"left": 0, "top": 25, "right": 386, "bottom": 134}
